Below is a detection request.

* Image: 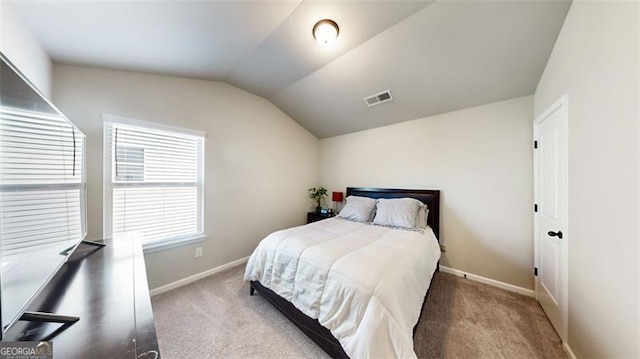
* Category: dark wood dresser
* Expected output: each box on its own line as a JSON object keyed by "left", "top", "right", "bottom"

{"left": 4, "top": 235, "right": 160, "bottom": 358}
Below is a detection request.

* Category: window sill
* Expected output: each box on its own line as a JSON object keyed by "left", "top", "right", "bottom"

{"left": 142, "top": 234, "right": 206, "bottom": 254}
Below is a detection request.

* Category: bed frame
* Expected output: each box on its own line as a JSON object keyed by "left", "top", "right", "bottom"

{"left": 249, "top": 187, "right": 440, "bottom": 358}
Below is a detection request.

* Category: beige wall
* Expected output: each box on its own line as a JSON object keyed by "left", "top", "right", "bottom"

{"left": 0, "top": 1, "right": 52, "bottom": 97}
{"left": 535, "top": 2, "right": 639, "bottom": 358}
{"left": 52, "top": 64, "right": 320, "bottom": 289}
{"left": 320, "top": 96, "right": 534, "bottom": 290}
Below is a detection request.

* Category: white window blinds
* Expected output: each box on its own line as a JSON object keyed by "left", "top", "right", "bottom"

{"left": 0, "top": 107, "right": 86, "bottom": 256}
{"left": 104, "top": 116, "right": 204, "bottom": 247}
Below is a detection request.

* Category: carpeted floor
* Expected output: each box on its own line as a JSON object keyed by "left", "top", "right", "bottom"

{"left": 151, "top": 265, "right": 567, "bottom": 358}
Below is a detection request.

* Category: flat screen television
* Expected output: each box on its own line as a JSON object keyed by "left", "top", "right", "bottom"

{"left": 0, "top": 52, "right": 87, "bottom": 339}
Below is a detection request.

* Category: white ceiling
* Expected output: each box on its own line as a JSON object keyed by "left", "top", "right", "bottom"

{"left": 11, "top": 0, "right": 571, "bottom": 138}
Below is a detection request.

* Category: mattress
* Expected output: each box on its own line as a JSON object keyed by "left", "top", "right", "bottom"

{"left": 244, "top": 217, "right": 441, "bottom": 358}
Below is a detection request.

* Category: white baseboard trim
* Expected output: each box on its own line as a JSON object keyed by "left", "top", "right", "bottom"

{"left": 439, "top": 265, "right": 534, "bottom": 297}
{"left": 150, "top": 256, "right": 250, "bottom": 297}
{"left": 563, "top": 342, "right": 577, "bottom": 359}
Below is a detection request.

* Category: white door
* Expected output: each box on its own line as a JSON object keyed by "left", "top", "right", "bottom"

{"left": 534, "top": 95, "right": 568, "bottom": 342}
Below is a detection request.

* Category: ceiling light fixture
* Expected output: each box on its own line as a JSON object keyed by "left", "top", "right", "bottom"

{"left": 313, "top": 19, "right": 339, "bottom": 45}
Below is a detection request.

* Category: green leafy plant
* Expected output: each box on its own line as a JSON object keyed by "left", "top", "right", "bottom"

{"left": 308, "top": 187, "right": 328, "bottom": 212}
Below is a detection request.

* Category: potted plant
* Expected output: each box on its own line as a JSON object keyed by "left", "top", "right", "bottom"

{"left": 308, "top": 187, "right": 328, "bottom": 213}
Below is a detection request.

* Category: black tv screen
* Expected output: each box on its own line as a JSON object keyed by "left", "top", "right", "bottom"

{"left": 0, "top": 52, "right": 87, "bottom": 339}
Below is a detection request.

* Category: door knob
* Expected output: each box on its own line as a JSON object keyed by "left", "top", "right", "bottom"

{"left": 547, "top": 230, "right": 563, "bottom": 239}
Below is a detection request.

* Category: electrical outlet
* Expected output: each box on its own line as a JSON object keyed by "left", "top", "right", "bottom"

{"left": 439, "top": 244, "right": 446, "bottom": 252}
{"left": 195, "top": 247, "right": 203, "bottom": 258}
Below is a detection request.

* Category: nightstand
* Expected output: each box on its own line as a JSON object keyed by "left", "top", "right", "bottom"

{"left": 307, "top": 211, "right": 335, "bottom": 224}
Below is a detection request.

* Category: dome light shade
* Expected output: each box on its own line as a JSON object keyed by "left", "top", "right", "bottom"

{"left": 313, "top": 19, "right": 339, "bottom": 44}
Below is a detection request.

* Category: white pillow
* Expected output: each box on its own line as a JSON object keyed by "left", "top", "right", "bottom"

{"left": 338, "top": 196, "right": 377, "bottom": 222}
{"left": 417, "top": 203, "right": 429, "bottom": 229}
{"left": 373, "top": 198, "right": 422, "bottom": 229}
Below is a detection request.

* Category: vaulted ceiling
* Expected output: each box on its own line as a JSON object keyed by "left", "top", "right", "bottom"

{"left": 11, "top": 0, "right": 571, "bottom": 138}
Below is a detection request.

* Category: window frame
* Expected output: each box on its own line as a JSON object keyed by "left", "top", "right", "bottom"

{"left": 102, "top": 113, "right": 205, "bottom": 253}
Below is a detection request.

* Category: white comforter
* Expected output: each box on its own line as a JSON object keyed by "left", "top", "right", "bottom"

{"left": 244, "top": 218, "right": 441, "bottom": 359}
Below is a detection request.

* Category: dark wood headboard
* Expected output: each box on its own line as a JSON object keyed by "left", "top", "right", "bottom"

{"left": 345, "top": 187, "right": 440, "bottom": 240}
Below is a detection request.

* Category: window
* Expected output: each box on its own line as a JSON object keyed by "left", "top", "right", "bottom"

{"left": 103, "top": 114, "right": 205, "bottom": 251}
{"left": 0, "top": 107, "right": 86, "bottom": 255}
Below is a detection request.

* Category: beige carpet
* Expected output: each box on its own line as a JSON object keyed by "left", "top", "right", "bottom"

{"left": 151, "top": 265, "right": 566, "bottom": 358}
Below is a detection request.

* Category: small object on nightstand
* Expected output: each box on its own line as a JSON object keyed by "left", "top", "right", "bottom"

{"left": 307, "top": 211, "right": 335, "bottom": 224}
{"left": 332, "top": 191, "right": 343, "bottom": 213}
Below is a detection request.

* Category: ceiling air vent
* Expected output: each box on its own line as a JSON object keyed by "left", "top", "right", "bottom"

{"left": 364, "top": 90, "right": 393, "bottom": 108}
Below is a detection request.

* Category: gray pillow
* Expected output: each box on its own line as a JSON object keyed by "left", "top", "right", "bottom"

{"left": 373, "top": 198, "right": 422, "bottom": 229}
{"left": 338, "top": 196, "right": 377, "bottom": 222}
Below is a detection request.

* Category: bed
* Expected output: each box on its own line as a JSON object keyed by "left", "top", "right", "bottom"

{"left": 244, "top": 187, "right": 440, "bottom": 358}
